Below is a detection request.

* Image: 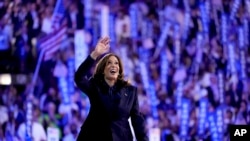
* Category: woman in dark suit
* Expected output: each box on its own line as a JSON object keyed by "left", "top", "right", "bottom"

{"left": 74, "top": 37, "right": 148, "bottom": 141}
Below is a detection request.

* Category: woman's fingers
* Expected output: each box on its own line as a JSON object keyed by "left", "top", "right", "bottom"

{"left": 98, "top": 37, "right": 110, "bottom": 49}
{"left": 95, "top": 37, "right": 110, "bottom": 55}
{"left": 98, "top": 37, "right": 104, "bottom": 43}
{"left": 97, "top": 42, "right": 109, "bottom": 52}
{"left": 99, "top": 36, "right": 110, "bottom": 45}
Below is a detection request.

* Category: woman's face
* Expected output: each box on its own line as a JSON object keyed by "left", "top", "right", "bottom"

{"left": 104, "top": 56, "right": 120, "bottom": 81}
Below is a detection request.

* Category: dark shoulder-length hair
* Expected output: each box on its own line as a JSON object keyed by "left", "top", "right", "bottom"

{"left": 93, "top": 53, "right": 129, "bottom": 86}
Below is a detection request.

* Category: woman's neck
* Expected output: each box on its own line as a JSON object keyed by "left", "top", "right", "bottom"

{"left": 104, "top": 78, "right": 116, "bottom": 87}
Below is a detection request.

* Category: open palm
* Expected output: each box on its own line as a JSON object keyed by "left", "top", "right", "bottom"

{"left": 95, "top": 37, "right": 110, "bottom": 56}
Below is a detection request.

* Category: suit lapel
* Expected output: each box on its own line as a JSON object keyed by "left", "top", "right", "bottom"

{"left": 118, "top": 87, "right": 132, "bottom": 109}
{"left": 98, "top": 85, "right": 133, "bottom": 119}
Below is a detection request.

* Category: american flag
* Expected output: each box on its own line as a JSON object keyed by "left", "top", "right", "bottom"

{"left": 38, "top": 0, "right": 67, "bottom": 61}
{"left": 38, "top": 26, "right": 67, "bottom": 61}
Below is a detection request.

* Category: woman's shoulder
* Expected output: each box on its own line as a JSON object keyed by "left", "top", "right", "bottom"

{"left": 125, "top": 84, "right": 136, "bottom": 89}
{"left": 124, "top": 83, "right": 137, "bottom": 92}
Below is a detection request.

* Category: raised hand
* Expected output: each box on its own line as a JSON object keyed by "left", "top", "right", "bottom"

{"left": 91, "top": 37, "right": 110, "bottom": 59}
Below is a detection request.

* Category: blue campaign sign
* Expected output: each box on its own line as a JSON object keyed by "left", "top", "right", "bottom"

{"left": 230, "top": 0, "right": 241, "bottom": 20}
{"left": 129, "top": 4, "right": 138, "bottom": 39}
{"left": 160, "top": 52, "right": 168, "bottom": 89}
{"left": 148, "top": 80, "right": 158, "bottom": 119}
{"left": 109, "top": 13, "right": 116, "bottom": 46}
{"left": 198, "top": 98, "right": 209, "bottom": 136}
{"left": 67, "top": 57, "right": 75, "bottom": 96}
{"left": 243, "top": 18, "right": 249, "bottom": 46}
{"left": 208, "top": 105, "right": 225, "bottom": 141}
{"left": 199, "top": 2, "right": 209, "bottom": 33}
{"left": 180, "top": 97, "right": 191, "bottom": 138}
{"left": 58, "top": 77, "right": 69, "bottom": 104}
{"left": 216, "top": 106, "right": 224, "bottom": 141}
{"left": 208, "top": 112, "right": 218, "bottom": 141}
{"left": 221, "top": 13, "right": 228, "bottom": 44}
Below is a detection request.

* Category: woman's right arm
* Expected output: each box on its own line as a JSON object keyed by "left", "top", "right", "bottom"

{"left": 74, "top": 53, "right": 97, "bottom": 95}
{"left": 74, "top": 37, "right": 110, "bottom": 95}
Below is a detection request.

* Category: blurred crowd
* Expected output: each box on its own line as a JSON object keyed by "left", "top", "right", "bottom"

{"left": 0, "top": 0, "right": 250, "bottom": 141}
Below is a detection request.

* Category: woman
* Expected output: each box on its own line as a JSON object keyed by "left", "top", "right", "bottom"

{"left": 74, "top": 37, "right": 148, "bottom": 141}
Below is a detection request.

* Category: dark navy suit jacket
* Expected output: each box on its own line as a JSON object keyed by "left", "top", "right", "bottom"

{"left": 74, "top": 55, "right": 148, "bottom": 141}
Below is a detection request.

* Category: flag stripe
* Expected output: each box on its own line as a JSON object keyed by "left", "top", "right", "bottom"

{"left": 43, "top": 44, "right": 60, "bottom": 61}
{"left": 44, "top": 47, "right": 59, "bottom": 61}
{"left": 40, "top": 27, "right": 67, "bottom": 51}
{"left": 44, "top": 41, "right": 62, "bottom": 55}
{"left": 44, "top": 54, "right": 53, "bottom": 61}
{"left": 41, "top": 31, "right": 65, "bottom": 52}
{"left": 43, "top": 35, "right": 66, "bottom": 60}
{"left": 39, "top": 27, "right": 66, "bottom": 61}
{"left": 39, "top": 27, "right": 65, "bottom": 49}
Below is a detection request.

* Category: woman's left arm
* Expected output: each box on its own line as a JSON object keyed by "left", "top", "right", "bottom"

{"left": 130, "top": 87, "right": 149, "bottom": 141}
